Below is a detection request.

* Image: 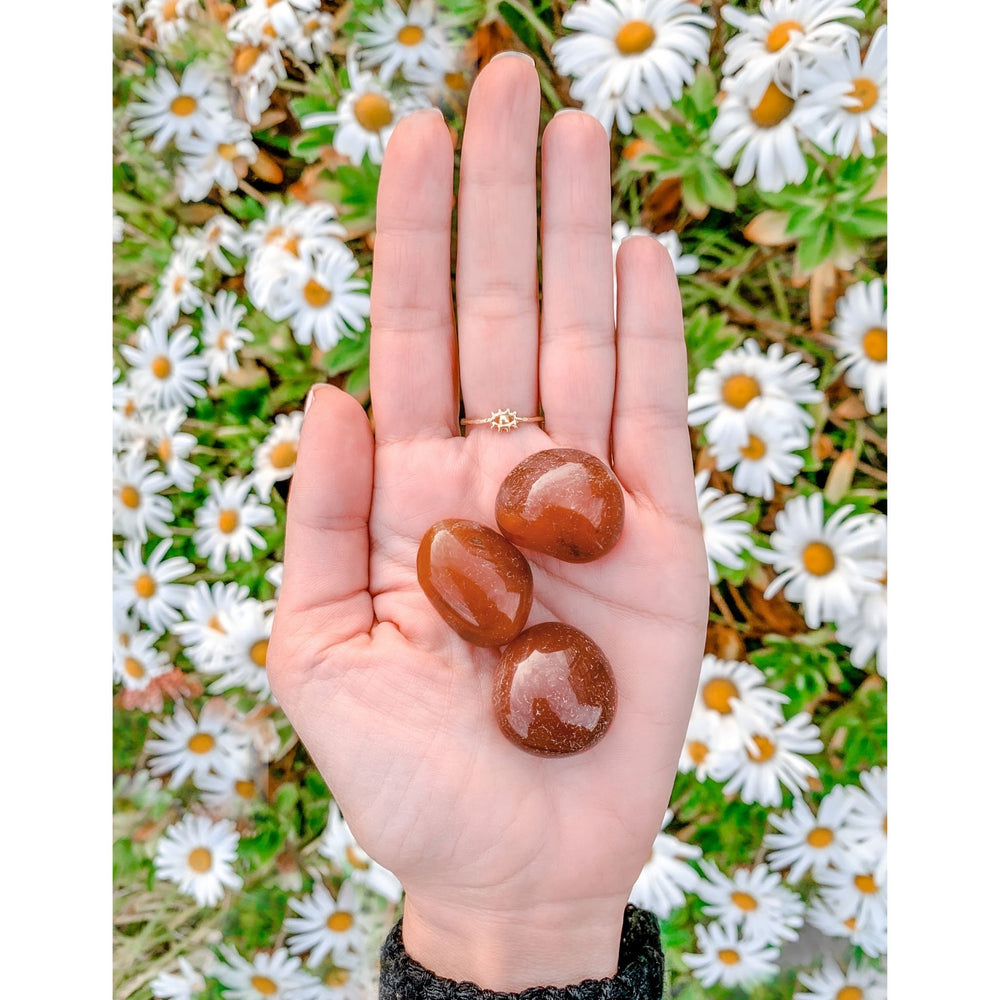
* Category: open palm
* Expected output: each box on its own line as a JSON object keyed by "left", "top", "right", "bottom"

{"left": 268, "top": 56, "right": 708, "bottom": 981}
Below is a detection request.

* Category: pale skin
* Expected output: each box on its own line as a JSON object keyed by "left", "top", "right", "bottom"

{"left": 267, "top": 54, "right": 709, "bottom": 991}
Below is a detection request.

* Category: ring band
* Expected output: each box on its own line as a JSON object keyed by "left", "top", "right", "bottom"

{"left": 460, "top": 408, "right": 544, "bottom": 432}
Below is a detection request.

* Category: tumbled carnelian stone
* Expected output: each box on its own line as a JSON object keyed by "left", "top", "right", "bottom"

{"left": 492, "top": 622, "right": 617, "bottom": 756}
{"left": 495, "top": 448, "right": 625, "bottom": 563}
{"left": 416, "top": 519, "right": 533, "bottom": 646}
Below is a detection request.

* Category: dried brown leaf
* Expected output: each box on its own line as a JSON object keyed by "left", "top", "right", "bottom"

{"left": 743, "top": 210, "right": 794, "bottom": 247}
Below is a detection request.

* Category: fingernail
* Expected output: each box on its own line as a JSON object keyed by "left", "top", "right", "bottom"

{"left": 304, "top": 382, "right": 332, "bottom": 416}
{"left": 554, "top": 107, "right": 586, "bottom": 117}
{"left": 490, "top": 50, "right": 535, "bottom": 64}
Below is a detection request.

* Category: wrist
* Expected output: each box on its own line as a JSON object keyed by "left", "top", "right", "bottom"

{"left": 398, "top": 894, "right": 628, "bottom": 992}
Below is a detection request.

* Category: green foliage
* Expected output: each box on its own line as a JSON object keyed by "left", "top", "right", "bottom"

{"left": 114, "top": 708, "right": 150, "bottom": 775}
{"left": 628, "top": 69, "right": 736, "bottom": 218}
{"left": 221, "top": 885, "right": 290, "bottom": 952}
{"left": 683, "top": 305, "right": 743, "bottom": 386}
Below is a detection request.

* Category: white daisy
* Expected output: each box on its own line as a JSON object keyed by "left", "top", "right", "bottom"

{"left": 113, "top": 538, "right": 194, "bottom": 633}
{"left": 129, "top": 62, "right": 230, "bottom": 152}
{"left": 113, "top": 369, "right": 159, "bottom": 451}
{"left": 756, "top": 493, "right": 884, "bottom": 629}
{"left": 688, "top": 338, "right": 821, "bottom": 450}
{"left": 193, "top": 214, "right": 246, "bottom": 275}
{"left": 154, "top": 812, "right": 242, "bottom": 907}
{"left": 286, "top": 10, "right": 337, "bottom": 63}
{"left": 113, "top": 627, "right": 172, "bottom": 691}
{"left": 794, "top": 955, "right": 887, "bottom": 1000}
{"left": 149, "top": 406, "right": 200, "bottom": 492}
{"left": 805, "top": 895, "right": 886, "bottom": 958}
{"left": 194, "top": 476, "right": 277, "bottom": 573}
{"left": 356, "top": 0, "right": 457, "bottom": 85}
{"left": 677, "top": 708, "right": 723, "bottom": 781}
{"left": 150, "top": 956, "right": 207, "bottom": 1000}
{"left": 252, "top": 411, "right": 303, "bottom": 498}
{"left": 834, "top": 511, "right": 886, "bottom": 673}
{"left": 228, "top": 40, "right": 285, "bottom": 127}
{"left": 611, "top": 220, "right": 699, "bottom": 276}
{"left": 301, "top": 56, "right": 429, "bottom": 167}
{"left": 151, "top": 238, "right": 207, "bottom": 326}
{"left": 199, "top": 291, "right": 254, "bottom": 386}
{"left": 805, "top": 24, "right": 887, "bottom": 158}
{"left": 121, "top": 320, "right": 208, "bottom": 410}
{"left": 138, "top": 0, "right": 201, "bottom": 48}
{"left": 710, "top": 72, "right": 841, "bottom": 192}
{"left": 286, "top": 969, "right": 366, "bottom": 1000}
{"left": 113, "top": 448, "right": 174, "bottom": 542}
{"left": 194, "top": 765, "right": 262, "bottom": 816}
{"left": 763, "top": 784, "right": 854, "bottom": 882}
{"left": 173, "top": 580, "right": 253, "bottom": 672}
{"left": 692, "top": 654, "right": 788, "bottom": 751}
{"left": 269, "top": 243, "right": 371, "bottom": 351}
{"left": 710, "top": 409, "right": 808, "bottom": 501}
{"left": 841, "top": 767, "right": 887, "bottom": 878}
{"left": 713, "top": 712, "right": 823, "bottom": 806}
{"left": 319, "top": 802, "right": 403, "bottom": 903}
{"left": 229, "top": 0, "right": 321, "bottom": 40}
{"left": 719, "top": 0, "right": 863, "bottom": 103}
{"left": 812, "top": 861, "right": 886, "bottom": 936}
{"left": 284, "top": 881, "right": 366, "bottom": 968}
{"left": 207, "top": 599, "right": 274, "bottom": 696}
{"left": 628, "top": 822, "right": 703, "bottom": 919}
{"left": 146, "top": 701, "right": 251, "bottom": 788}
{"left": 213, "top": 945, "right": 317, "bottom": 1000}
{"left": 830, "top": 277, "right": 887, "bottom": 415}
{"left": 694, "top": 469, "right": 753, "bottom": 584}
{"left": 682, "top": 920, "right": 781, "bottom": 989}
{"left": 265, "top": 561, "right": 284, "bottom": 597}
{"left": 552, "top": 0, "right": 714, "bottom": 135}
{"left": 176, "top": 118, "right": 258, "bottom": 203}
{"left": 696, "top": 861, "right": 805, "bottom": 945}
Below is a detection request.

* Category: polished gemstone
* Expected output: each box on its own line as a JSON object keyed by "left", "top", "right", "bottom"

{"left": 495, "top": 449, "right": 625, "bottom": 562}
{"left": 416, "top": 519, "right": 533, "bottom": 646}
{"left": 492, "top": 622, "right": 617, "bottom": 756}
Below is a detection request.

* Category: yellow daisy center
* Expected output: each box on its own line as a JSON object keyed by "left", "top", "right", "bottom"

{"left": 172, "top": 274, "right": 185, "bottom": 295}
{"left": 251, "top": 976, "right": 278, "bottom": 995}
{"left": 720, "top": 373, "right": 761, "bottom": 409}
{"left": 303, "top": 18, "right": 321, "bottom": 33}
{"left": 325, "top": 968, "right": 351, "bottom": 987}
{"left": 806, "top": 826, "right": 834, "bottom": 848}
{"left": 354, "top": 92, "right": 394, "bottom": 133}
{"left": 882, "top": 813, "right": 887, "bottom": 835}
{"left": 284, "top": 234, "right": 301, "bottom": 257}
{"left": 748, "top": 734, "right": 776, "bottom": 762}
{"left": 157, "top": 438, "right": 173, "bottom": 462}
{"left": 217, "top": 509, "right": 240, "bottom": 534}
{"left": 740, "top": 435, "right": 767, "bottom": 461}
{"left": 262, "top": 23, "right": 278, "bottom": 39}
{"left": 124, "top": 656, "right": 145, "bottom": 679}
{"left": 170, "top": 95, "right": 198, "bottom": 117}
{"left": 327, "top": 911, "right": 354, "bottom": 932}
{"left": 844, "top": 916, "right": 857, "bottom": 931}
{"left": 397, "top": 24, "right": 424, "bottom": 46}
{"left": 848, "top": 77, "right": 879, "bottom": 113}
{"left": 188, "top": 732, "right": 215, "bottom": 754}
{"left": 151, "top": 355, "right": 172, "bottom": 380}
{"left": 854, "top": 873, "right": 877, "bottom": 894}
{"left": 837, "top": 988, "right": 864, "bottom": 1000}
{"left": 750, "top": 82, "right": 796, "bottom": 128}
{"left": 217, "top": 142, "right": 239, "bottom": 160}
{"left": 718, "top": 948, "right": 741, "bottom": 965}
{"left": 120, "top": 485, "right": 141, "bottom": 509}
{"left": 346, "top": 845, "right": 371, "bottom": 870}
{"left": 688, "top": 739, "right": 709, "bottom": 764}
{"left": 234, "top": 46, "right": 261, "bottom": 76}
{"left": 188, "top": 847, "right": 212, "bottom": 872}
{"left": 162, "top": 0, "right": 179, "bottom": 19}
{"left": 303, "top": 278, "right": 332, "bottom": 308}
{"left": 802, "top": 541, "right": 836, "bottom": 577}
{"left": 250, "top": 639, "right": 269, "bottom": 667}
{"left": 615, "top": 20, "right": 656, "bottom": 55}
{"left": 135, "top": 574, "right": 157, "bottom": 599}
{"left": 215, "top": 329, "right": 231, "bottom": 349}
{"left": 731, "top": 891, "right": 758, "bottom": 911}
{"left": 702, "top": 676, "right": 739, "bottom": 715}
{"left": 765, "top": 20, "right": 803, "bottom": 52}
{"left": 235, "top": 779, "right": 256, "bottom": 798}
{"left": 862, "top": 326, "right": 887, "bottom": 362}
{"left": 269, "top": 441, "right": 298, "bottom": 469}
{"left": 208, "top": 614, "right": 225, "bottom": 633}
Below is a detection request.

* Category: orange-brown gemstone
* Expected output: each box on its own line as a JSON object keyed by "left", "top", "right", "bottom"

{"left": 417, "top": 519, "right": 533, "bottom": 646}
{"left": 495, "top": 449, "right": 625, "bottom": 563}
{"left": 492, "top": 622, "right": 617, "bottom": 756}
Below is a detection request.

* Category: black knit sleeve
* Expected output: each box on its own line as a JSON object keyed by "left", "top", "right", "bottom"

{"left": 378, "top": 904, "right": 664, "bottom": 1000}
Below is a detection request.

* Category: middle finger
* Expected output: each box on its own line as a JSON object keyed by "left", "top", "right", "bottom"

{"left": 456, "top": 54, "right": 541, "bottom": 429}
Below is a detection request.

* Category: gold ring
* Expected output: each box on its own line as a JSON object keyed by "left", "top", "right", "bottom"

{"left": 460, "top": 408, "right": 545, "bottom": 432}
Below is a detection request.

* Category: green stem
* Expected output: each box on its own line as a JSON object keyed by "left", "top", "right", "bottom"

{"left": 500, "top": 0, "right": 556, "bottom": 44}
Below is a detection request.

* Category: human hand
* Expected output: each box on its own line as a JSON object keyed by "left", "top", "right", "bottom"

{"left": 267, "top": 54, "right": 709, "bottom": 991}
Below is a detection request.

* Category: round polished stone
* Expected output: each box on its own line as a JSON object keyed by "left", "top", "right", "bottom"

{"left": 492, "top": 622, "right": 617, "bottom": 756}
{"left": 495, "top": 448, "right": 625, "bottom": 562}
{"left": 416, "top": 519, "right": 533, "bottom": 646}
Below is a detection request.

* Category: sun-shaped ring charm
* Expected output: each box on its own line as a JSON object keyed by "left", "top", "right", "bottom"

{"left": 461, "top": 408, "right": 545, "bottom": 432}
